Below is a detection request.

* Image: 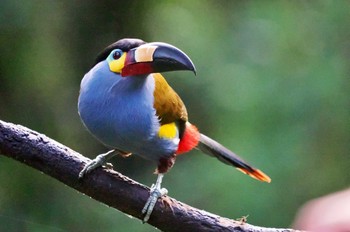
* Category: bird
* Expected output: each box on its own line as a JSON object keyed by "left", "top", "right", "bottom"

{"left": 78, "top": 38, "right": 271, "bottom": 223}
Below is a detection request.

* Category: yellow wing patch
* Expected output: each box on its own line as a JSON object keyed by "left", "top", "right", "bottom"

{"left": 158, "top": 122, "right": 178, "bottom": 139}
{"left": 153, "top": 73, "right": 188, "bottom": 124}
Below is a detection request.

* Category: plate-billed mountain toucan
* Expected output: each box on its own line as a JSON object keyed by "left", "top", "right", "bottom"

{"left": 78, "top": 38, "right": 271, "bottom": 222}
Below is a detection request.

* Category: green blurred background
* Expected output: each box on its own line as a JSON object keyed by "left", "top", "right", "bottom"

{"left": 1, "top": 1, "right": 349, "bottom": 231}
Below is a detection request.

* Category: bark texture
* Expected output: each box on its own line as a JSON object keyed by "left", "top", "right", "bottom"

{"left": 0, "top": 120, "right": 301, "bottom": 232}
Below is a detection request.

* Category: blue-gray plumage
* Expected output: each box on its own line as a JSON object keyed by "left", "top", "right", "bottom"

{"left": 78, "top": 61, "right": 178, "bottom": 161}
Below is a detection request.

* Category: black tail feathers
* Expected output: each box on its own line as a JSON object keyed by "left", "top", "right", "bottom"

{"left": 197, "top": 133, "right": 271, "bottom": 183}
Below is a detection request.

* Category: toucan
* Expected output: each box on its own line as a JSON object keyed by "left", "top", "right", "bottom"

{"left": 78, "top": 38, "right": 271, "bottom": 222}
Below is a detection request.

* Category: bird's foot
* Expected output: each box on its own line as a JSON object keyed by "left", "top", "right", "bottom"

{"left": 142, "top": 184, "right": 168, "bottom": 223}
{"left": 79, "top": 150, "right": 116, "bottom": 179}
{"left": 142, "top": 174, "right": 167, "bottom": 223}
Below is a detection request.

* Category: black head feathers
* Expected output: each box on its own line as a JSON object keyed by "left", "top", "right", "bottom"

{"left": 95, "top": 38, "right": 146, "bottom": 65}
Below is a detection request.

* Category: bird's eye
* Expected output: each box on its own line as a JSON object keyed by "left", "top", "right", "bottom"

{"left": 112, "top": 49, "right": 122, "bottom": 60}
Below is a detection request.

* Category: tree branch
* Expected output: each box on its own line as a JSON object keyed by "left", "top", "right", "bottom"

{"left": 0, "top": 120, "right": 300, "bottom": 232}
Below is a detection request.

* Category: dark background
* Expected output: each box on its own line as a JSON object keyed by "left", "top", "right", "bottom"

{"left": 1, "top": 1, "right": 349, "bottom": 231}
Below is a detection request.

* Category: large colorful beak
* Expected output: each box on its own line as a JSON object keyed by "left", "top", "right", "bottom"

{"left": 121, "top": 42, "right": 196, "bottom": 77}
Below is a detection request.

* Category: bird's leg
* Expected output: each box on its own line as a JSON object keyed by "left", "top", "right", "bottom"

{"left": 79, "top": 150, "right": 118, "bottom": 178}
{"left": 142, "top": 173, "right": 168, "bottom": 223}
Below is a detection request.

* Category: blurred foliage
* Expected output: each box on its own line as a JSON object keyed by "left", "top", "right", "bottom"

{"left": 1, "top": 0, "right": 349, "bottom": 231}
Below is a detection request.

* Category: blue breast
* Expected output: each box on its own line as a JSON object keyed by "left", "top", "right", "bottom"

{"left": 78, "top": 61, "right": 177, "bottom": 161}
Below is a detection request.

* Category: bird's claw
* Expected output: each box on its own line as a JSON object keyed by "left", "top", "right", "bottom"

{"left": 105, "top": 162, "right": 114, "bottom": 169}
{"left": 79, "top": 153, "right": 109, "bottom": 179}
{"left": 142, "top": 185, "right": 168, "bottom": 223}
